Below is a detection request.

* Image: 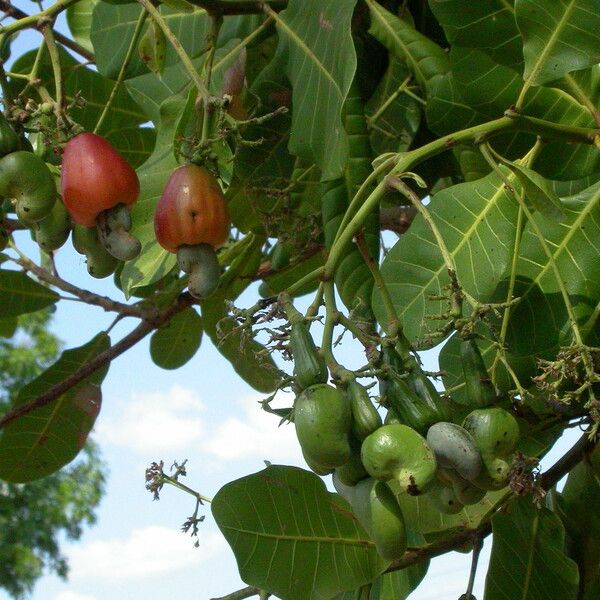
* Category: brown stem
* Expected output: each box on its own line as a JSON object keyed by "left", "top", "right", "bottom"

{"left": 379, "top": 206, "right": 417, "bottom": 234}
{"left": 0, "top": 0, "right": 94, "bottom": 62}
{"left": 0, "top": 293, "right": 194, "bottom": 430}
{"left": 210, "top": 587, "right": 261, "bottom": 600}
{"left": 14, "top": 255, "right": 153, "bottom": 320}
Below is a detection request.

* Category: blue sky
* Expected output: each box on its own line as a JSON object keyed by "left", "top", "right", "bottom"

{"left": 1, "top": 4, "right": 579, "bottom": 600}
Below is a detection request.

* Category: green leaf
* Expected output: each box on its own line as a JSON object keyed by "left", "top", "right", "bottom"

{"left": 508, "top": 163, "right": 566, "bottom": 221}
{"left": 126, "top": 38, "right": 241, "bottom": 127}
{"left": 273, "top": 0, "right": 358, "bottom": 180}
{"left": 373, "top": 170, "right": 520, "bottom": 346}
{"left": 212, "top": 465, "right": 388, "bottom": 600}
{"left": 450, "top": 46, "right": 600, "bottom": 180}
{"left": 66, "top": 0, "right": 99, "bottom": 54}
{"left": 429, "top": 0, "right": 523, "bottom": 70}
{"left": 260, "top": 250, "right": 324, "bottom": 299}
{"left": 439, "top": 330, "right": 537, "bottom": 406}
{"left": 119, "top": 96, "right": 181, "bottom": 296}
{"left": 201, "top": 236, "right": 281, "bottom": 393}
{"left": 0, "top": 317, "right": 17, "bottom": 338}
{"left": 226, "top": 102, "right": 294, "bottom": 233}
{"left": 321, "top": 82, "right": 378, "bottom": 320}
{"left": 149, "top": 307, "right": 202, "bottom": 370}
{"left": 485, "top": 496, "right": 579, "bottom": 600}
{"left": 104, "top": 126, "right": 156, "bottom": 169}
{"left": 332, "top": 561, "right": 428, "bottom": 600}
{"left": 365, "top": 58, "right": 421, "bottom": 155}
{"left": 516, "top": 0, "right": 600, "bottom": 86}
{"left": 91, "top": 3, "right": 157, "bottom": 80}
{"left": 365, "top": 0, "right": 449, "bottom": 95}
{"left": 498, "top": 181, "right": 600, "bottom": 357}
{"left": 425, "top": 71, "right": 486, "bottom": 136}
{"left": 138, "top": 20, "right": 167, "bottom": 78}
{"left": 8, "top": 48, "right": 147, "bottom": 136}
{"left": 0, "top": 333, "right": 110, "bottom": 483}
{"left": 392, "top": 485, "right": 508, "bottom": 542}
{"left": 0, "top": 271, "right": 59, "bottom": 319}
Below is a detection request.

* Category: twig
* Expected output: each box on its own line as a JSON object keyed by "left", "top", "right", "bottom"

{"left": 0, "top": 0, "right": 94, "bottom": 62}
{"left": 210, "top": 587, "right": 261, "bottom": 600}
{"left": 0, "top": 294, "right": 194, "bottom": 430}
{"left": 12, "top": 254, "right": 153, "bottom": 320}
{"left": 136, "top": 0, "right": 209, "bottom": 99}
{"left": 94, "top": 10, "right": 148, "bottom": 134}
{"left": 379, "top": 206, "right": 416, "bottom": 234}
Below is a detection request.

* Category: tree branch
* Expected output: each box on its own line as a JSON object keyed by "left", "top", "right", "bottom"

{"left": 13, "top": 255, "right": 154, "bottom": 320}
{"left": 0, "top": 0, "right": 94, "bottom": 63}
{"left": 0, "top": 293, "right": 194, "bottom": 430}
{"left": 379, "top": 206, "right": 417, "bottom": 234}
{"left": 210, "top": 586, "right": 261, "bottom": 600}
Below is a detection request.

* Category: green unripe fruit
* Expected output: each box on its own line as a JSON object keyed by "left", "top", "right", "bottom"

{"left": 452, "top": 473, "right": 487, "bottom": 505}
{"left": 96, "top": 203, "right": 141, "bottom": 262}
{"left": 361, "top": 424, "right": 437, "bottom": 496}
{"left": 345, "top": 379, "right": 382, "bottom": 441}
{"left": 294, "top": 384, "right": 352, "bottom": 470}
{"left": 35, "top": 200, "right": 71, "bottom": 252}
{"left": 0, "top": 151, "right": 55, "bottom": 223}
{"left": 302, "top": 451, "right": 333, "bottom": 477}
{"left": 426, "top": 422, "right": 482, "bottom": 481}
{"left": 334, "top": 437, "right": 369, "bottom": 486}
{"left": 463, "top": 408, "right": 520, "bottom": 490}
{"left": 459, "top": 337, "right": 496, "bottom": 408}
{"left": 72, "top": 223, "right": 119, "bottom": 279}
{"left": 351, "top": 478, "right": 407, "bottom": 561}
{"left": 177, "top": 243, "right": 221, "bottom": 299}
{"left": 427, "top": 480, "right": 464, "bottom": 515}
{"left": 281, "top": 293, "right": 328, "bottom": 390}
{"left": 0, "top": 113, "right": 19, "bottom": 158}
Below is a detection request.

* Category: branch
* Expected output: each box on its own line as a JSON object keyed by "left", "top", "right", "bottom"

{"left": 13, "top": 254, "right": 154, "bottom": 320}
{"left": 379, "top": 206, "right": 416, "bottom": 234}
{"left": 0, "top": 293, "right": 194, "bottom": 430}
{"left": 0, "top": 0, "right": 94, "bottom": 62}
{"left": 210, "top": 586, "right": 261, "bottom": 600}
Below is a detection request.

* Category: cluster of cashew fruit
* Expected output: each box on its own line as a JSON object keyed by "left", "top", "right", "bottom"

{"left": 1, "top": 116, "right": 229, "bottom": 299}
{"left": 282, "top": 293, "right": 521, "bottom": 562}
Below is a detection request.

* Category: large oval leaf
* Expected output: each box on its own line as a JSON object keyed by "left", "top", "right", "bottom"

{"left": 0, "top": 271, "right": 59, "bottom": 319}
{"left": 485, "top": 496, "right": 579, "bottom": 600}
{"left": 150, "top": 307, "right": 202, "bottom": 370}
{"left": 212, "top": 465, "right": 388, "bottom": 600}
{"left": 516, "top": 0, "right": 600, "bottom": 86}
{"left": 0, "top": 333, "right": 110, "bottom": 483}
{"left": 372, "top": 170, "right": 519, "bottom": 346}
{"left": 273, "top": 0, "right": 358, "bottom": 181}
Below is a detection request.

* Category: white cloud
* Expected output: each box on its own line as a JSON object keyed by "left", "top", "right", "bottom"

{"left": 96, "top": 384, "right": 305, "bottom": 467}
{"left": 67, "top": 526, "right": 226, "bottom": 582}
{"left": 53, "top": 593, "right": 97, "bottom": 600}
{"left": 96, "top": 385, "right": 206, "bottom": 454}
{"left": 203, "top": 394, "right": 304, "bottom": 464}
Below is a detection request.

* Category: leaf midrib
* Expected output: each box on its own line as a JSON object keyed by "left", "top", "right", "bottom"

{"left": 523, "top": 0, "right": 577, "bottom": 85}
{"left": 221, "top": 525, "right": 375, "bottom": 547}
